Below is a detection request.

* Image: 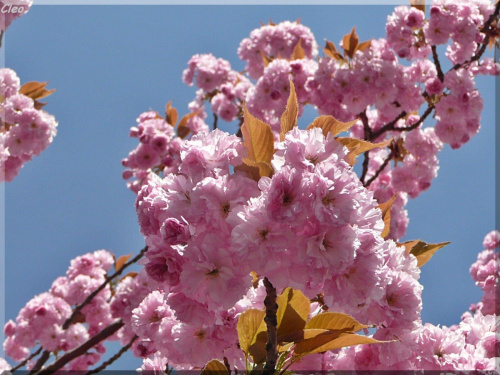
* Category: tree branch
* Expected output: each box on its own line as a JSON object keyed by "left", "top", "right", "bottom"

{"left": 262, "top": 277, "right": 278, "bottom": 375}
{"left": 432, "top": 45, "right": 445, "bottom": 82}
{"left": 11, "top": 346, "right": 43, "bottom": 373}
{"left": 364, "top": 151, "right": 393, "bottom": 188}
{"left": 84, "top": 334, "right": 138, "bottom": 375}
{"left": 28, "top": 350, "right": 51, "bottom": 374}
{"left": 370, "top": 111, "right": 408, "bottom": 141}
{"left": 391, "top": 105, "right": 434, "bottom": 133}
{"left": 35, "top": 319, "right": 124, "bottom": 375}
{"left": 359, "top": 110, "right": 372, "bottom": 184}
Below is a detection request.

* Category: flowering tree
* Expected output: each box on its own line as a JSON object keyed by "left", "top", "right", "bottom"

{"left": 1, "top": 0, "right": 499, "bottom": 374}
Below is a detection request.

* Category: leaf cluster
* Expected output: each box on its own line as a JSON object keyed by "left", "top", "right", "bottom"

{"left": 203, "top": 288, "right": 385, "bottom": 375}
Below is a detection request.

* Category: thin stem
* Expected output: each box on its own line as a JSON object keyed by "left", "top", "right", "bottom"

{"left": 431, "top": 45, "right": 444, "bottom": 82}
{"left": 11, "top": 346, "right": 43, "bottom": 373}
{"left": 84, "top": 334, "right": 138, "bottom": 375}
{"left": 36, "top": 319, "right": 124, "bottom": 375}
{"left": 364, "top": 151, "right": 393, "bottom": 188}
{"left": 0, "top": 30, "right": 4, "bottom": 49}
{"left": 63, "top": 246, "right": 147, "bottom": 329}
{"left": 262, "top": 277, "right": 278, "bottom": 375}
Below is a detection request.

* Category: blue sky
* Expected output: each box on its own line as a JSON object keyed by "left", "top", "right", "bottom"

{"left": 2, "top": 4, "right": 496, "bottom": 370}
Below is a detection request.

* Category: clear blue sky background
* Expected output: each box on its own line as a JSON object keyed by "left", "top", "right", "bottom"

{"left": 2, "top": 3, "right": 496, "bottom": 370}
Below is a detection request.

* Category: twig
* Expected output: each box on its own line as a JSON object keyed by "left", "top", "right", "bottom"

{"left": 364, "top": 151, "right": 393, "bottom": 188}
{"left": 0, "top": 30, "right": 4, "bottom": 49}
{"left": 432, "top": 45, "right": 445, "bottom": 82}
{"left": 36, "top": 319, "right": 124, "bottom": 375}
{"left": 262, "top": 277, "right": 278, "bottom": 375}
{"left": 63, "top": 246, "right": 148, "bottom": 329}
{"left": 11, "top": 346, "right": 42, "bottom": 373}
{"left": 84, "top": 334, "right": 138, "bottom": 375}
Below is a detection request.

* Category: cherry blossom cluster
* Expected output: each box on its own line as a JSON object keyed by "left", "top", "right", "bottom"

{"left": 426, "top": 0, "right": 494, "bottom": 65}
{"left": 237, "top": 20, "right": 318, "bottom": 79}
{"left": 433, "top": 68, "right": 485, "bottom": 149}
{"left": 183, "top": 53, "right": 252, "bottom": 122}
{"left": 324, "top": 230, "right": 499, "bottom": 372}
{"left": 132, "top": 126, "right": 423, "bottom": 369}
{"left": 0, "top": 68, "right": 58, "bottom": 182}
{"left": 387, "top": 1, "right": 497, "bottom": 65}
{"left": 122, "top": 111, "right": 182, "bottom": 193}
{"left": 469, "top": 230, "right": 500, "bottom": 316}
{"left": 171, "top": 1, "right": 497, "bottom": 241}
{"left": 0, "top": 0, "right": 32, "bottom": 32}
{"left": 310, "top": 38, "right": 425, "bottom": 124}
{"left": 2, "top": 249, "right": 148, "bottom": 372}
{"left": 326, "top": 311, "right": 498, "bottom": 371}
{"left": 246, "top": 58, "right": 318, "bottom": 134}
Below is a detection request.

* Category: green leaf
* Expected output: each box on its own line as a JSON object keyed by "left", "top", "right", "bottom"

{"left": 237, "top": 309, "right": 266, "bottom": 356}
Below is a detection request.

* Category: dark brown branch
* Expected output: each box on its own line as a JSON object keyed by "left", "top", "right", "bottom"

{"left": 236, "top": 116, "right": 244, "bottom": 138}
{"left": 359, "top": 110, "right": 372, "bottom": 184}
{"left": 391, "top": 105, "right": 434, "bottom": 133}
{"left": 36, "top": 319, "right": 124, "bottom": 375}
{"left": 63, "top": 246, "right": 148, "bottom": 329}
{"left": 84, "top": 334, "right": 138, "bottom": 375}
{"left": 370, "top": 111, "right": 408, "bottom": 141}
{"left": 364, "top": 151, "right": 393, "bottom": 188}
{"left": 452, "top": 0, "right": 500, "bottom": 71}
{"left": 262, "top": 277, "right": 278, "bottom": 375}
{"left": 11, "top": 346, "right": 43, "bottom": 373}
{"left": 213, "top": 113, "right": 218, "bottom": 130}
{"left": 432, "top": 45, "right": 445, "bottom": 82}
{"left": 29, "top": 350, "right": 51, "bottom": 374}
